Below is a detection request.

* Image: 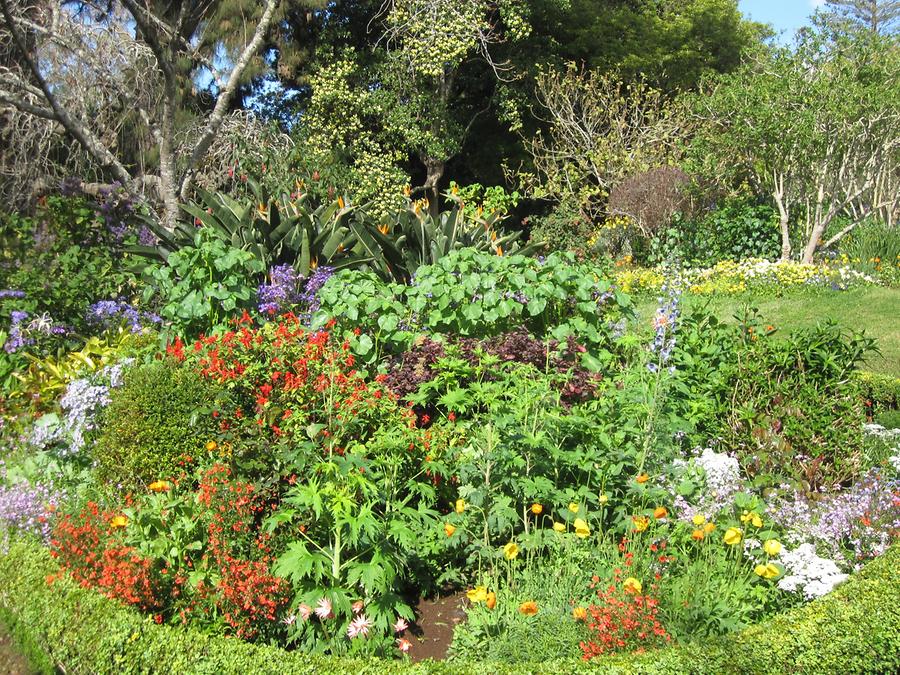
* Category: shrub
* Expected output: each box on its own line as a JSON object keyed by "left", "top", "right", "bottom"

{"left": 608, "top": 166, "right": 691, "bottom": 243}
{"left": 1, "top": 539, "right": 897, "bottom": 673}
{"left": 93, "top": 361, "right": 224, "bottom": 488}
{"left": 527, "top": 201, "right": 597, "bottom": 258}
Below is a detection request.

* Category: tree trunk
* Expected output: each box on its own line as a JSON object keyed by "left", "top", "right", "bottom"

{"left": 772, "top": 177, "right": 791, "bottom": 260}
{"left": 423, "top": 157, "right": 444, "bottom": 219}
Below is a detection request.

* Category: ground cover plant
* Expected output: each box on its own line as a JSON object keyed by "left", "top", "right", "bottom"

{"left": 0, "top": 1, "right": 898, "bottom": 672}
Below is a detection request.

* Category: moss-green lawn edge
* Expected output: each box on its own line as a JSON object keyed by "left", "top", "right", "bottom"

{"left": 0, "top": 540, "right": 898, "bottom": 674}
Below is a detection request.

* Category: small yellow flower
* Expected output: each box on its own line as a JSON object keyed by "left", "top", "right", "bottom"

{"left": 740, "top": 511, "right": 763, "bottom": 528}
{"left": 455, "top": 499, "right": 466, "bottom": 514}
{"left": 503, "top": 542, "right": 520, "bottom": 560}
{"left": 632, "top": 515, "right": 649, "bottom": 532}
{"left": 205, "top": 440, "right": 217, "bottom": 452}
{"left": 148, "top": 480, "right": 170, "bottom": 493}
{"left": 724, "top": 527, "right": 743, "bottom": 546}
{"left": 110, "top": 515, "right": 129, "bottom": 529}
{"left": 573, "top": 518, "right": 590, "bottom": 539}
{"left": 444, "top": 523, "right": 456, "bottom": 537}
{"left": 518, "top": 601, "right": 539, "bottom": 616}
{"left": 623, "top": 577, "right": 642, "bottom": 594}
{"left": 466, "top": 586, "right": 487, "bottom": 603}
{"left": 572, "top": 606, "right": 588, "bottom": 621}
{"left": 764, "top": 539, "right": 782, "bottom": 556}
{"left": 568, "top": 502, "right": 579, "bottom": 513}
{"left": 531, "top": 503, "right": 543, "bottom": 515}
{"left": 552, "top": 522, "right": 566, "bottom": 532}
{"left": 692, "top": 514, "right": 706, "bottom": 526}
{"left": 598, "top": 494, "right": 609, "bottom": 505}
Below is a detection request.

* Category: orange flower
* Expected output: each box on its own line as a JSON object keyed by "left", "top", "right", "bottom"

{"left": 486, "top": 591, "right": 496, "bottom": 610}
{"left": 444, "top": 523, "right": 456, "bottom": 537}
{"left": 632, "top": 515, "right": 649, "bottom": 532}
{"left": 531, "top": 503, "right": 543, "bottom": 515}
{"left": 205, "top": 440, "right": 217, "bottom": 452}
{"left": 653, "top": 506, "right": 668, "bottom": 519}
{"left": 636, "top": 473, "right": 649, "bottom": 484}
{"left": 691, "top": 529, "right": 705, "bottom": 541}
{"left": 572, "top": 606, "right": 588, "bottom": 622}
{"left": 518, "top": 601, "right": 538, "bottom": 616}
{"left": 148, "top": 480, "right": 170, "bottom": 492}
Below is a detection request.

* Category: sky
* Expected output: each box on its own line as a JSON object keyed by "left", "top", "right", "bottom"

{"left": 738, "top": 0, "right": 825, "bottom": 39}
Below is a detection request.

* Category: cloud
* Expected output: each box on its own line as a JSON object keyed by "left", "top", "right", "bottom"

{"left": 810, "top": 0, "right": 827, "bottom": 7}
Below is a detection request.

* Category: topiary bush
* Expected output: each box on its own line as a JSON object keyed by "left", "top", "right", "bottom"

{"left": 93, "top": 361, "right": 225, "bottom": 488}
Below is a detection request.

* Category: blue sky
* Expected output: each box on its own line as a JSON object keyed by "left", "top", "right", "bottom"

{"left": 738, "top": 0, "right": 824, "bottom": 39}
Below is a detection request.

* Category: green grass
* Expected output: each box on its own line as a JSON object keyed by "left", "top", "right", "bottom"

{"left": 634, "top": 286, "right": 900, "bottom": 377}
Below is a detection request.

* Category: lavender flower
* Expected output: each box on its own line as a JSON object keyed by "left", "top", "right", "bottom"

{"left": 3, "top": 310, "right": 34, "bottom": 353}
{"left": 0, "top": 290, "right": 25, "bottom": 299}
{"left": 648, "top": 279, "right": 681, "bottom": 372}
{"left": 257, "top": 265, "right": 334, "bottom": 319}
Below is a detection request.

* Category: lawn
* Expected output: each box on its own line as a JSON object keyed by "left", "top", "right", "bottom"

{"left": 634, "top": 286, "right": 900, "bottom": 378}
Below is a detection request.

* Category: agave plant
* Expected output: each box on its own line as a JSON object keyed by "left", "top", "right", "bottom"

{"left": 129, "top": 179, "right": 387, "bottom": 278}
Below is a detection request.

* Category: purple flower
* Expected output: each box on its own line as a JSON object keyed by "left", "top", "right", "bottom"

{"left": 0, "top": 461, "right": 62, "bottom": 548}
{"left": 256, "top": 265, "right": 334, "bottom": 319}
{"left": 0, "top": 290, "right": 25, "bottom": 300}
{"left": 87, "top": 300, "right": 159, "bottom": 334}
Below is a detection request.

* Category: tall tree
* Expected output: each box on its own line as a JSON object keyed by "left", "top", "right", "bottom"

{"left": 825, "top": 0, "right": 900, "bottom": 34}
{"left": 0, "top": 1, "right": 300, "bottom": 224}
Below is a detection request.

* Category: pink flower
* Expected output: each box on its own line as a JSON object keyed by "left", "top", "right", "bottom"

{"left": 315, "top": 597, "right": 333, "bottom": 620}
{"left": 393, "top": 617, "right": 409, "bottom": 634}
{"left": 352, "top": 600, "right": 364, "bottom": 614}
{"left": 298, "top": 604, "right": 312, "bottom": 622}
{"left": 281, "top": 613, "right": 296, "bottom": 626}
{"left": 397, "top": 638, "right": 412, "bottom": 653}
{"left": 346, "top": 614, "right": 373, "bottom": 639}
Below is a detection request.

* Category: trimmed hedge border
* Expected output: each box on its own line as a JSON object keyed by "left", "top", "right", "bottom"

{"left": 857, "top": 370, "right": 900, "bottom": 411}
{"left": 0, "top": 541, "right": 898, "bottom": 674}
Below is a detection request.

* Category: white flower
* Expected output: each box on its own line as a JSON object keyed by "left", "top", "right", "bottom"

{"left": 777, "top": 544, "right": 848, "bottom": 599}
{"left": 347, "top": 614, "right": 373, "bottom": 639}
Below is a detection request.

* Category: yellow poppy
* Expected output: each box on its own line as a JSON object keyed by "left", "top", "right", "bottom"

{"left": 764, "top": 539, "right": 782, "bottom": 556}
{"left": 455, "top": 499, "right": 466, "bottom": 514}
{"left": 572, "top": 606, "right": 588, "bottom": 621}
{"left": 692, "top": 514, "right": 706, "bottom": 526}
{"left": 568, "top": 502, "right": 579, "bottom": 513}
{"left": 531, "top": 503, "right": 543, "bottom": 515}
{"left": 724, "top": 527, "right": 743, "bottom": 546}
{"left": 205, "top": 440, "right": 217, "bottom": 452}
{"left": 552, "top": 522, "right": 566, "bottom": 532}
{"left": 740, "top": 511, "right": 763, "bottom": 528}
{"left": 623, "top": 577, "right": 642, "bottom": 594}
{"left": 754, "top": 563, "right": 780, "bottom": 580}
{"left": 573, "top": 518, "right": 590, "bottom": 539}
{"left": 466, "top": 586, "right": 487, "bottom": 603}
{"left": 632, "top": 515, "right": 649, "bottom": 532}
{"left": 503, "top": 542, "right": 520, "bottom": 560}
{"left": 148, "top": 480, "right": 170, "bottom": 492}
{"left": 110, "top": 515, "right": 128, "bottom": 529}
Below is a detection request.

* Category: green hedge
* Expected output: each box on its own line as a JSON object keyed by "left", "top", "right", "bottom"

{"left": 857, "top": 370, "right": 900, "bottom": 411}
{"left": 0, "top": 541, "right": 898, "bottom": 674}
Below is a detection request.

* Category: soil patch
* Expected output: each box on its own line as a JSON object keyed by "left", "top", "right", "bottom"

{"left": 406, "top": 592, "right": 467, "bottom": 662}
{"left": 0, "top": 624, "right": 34, "bottom": 675}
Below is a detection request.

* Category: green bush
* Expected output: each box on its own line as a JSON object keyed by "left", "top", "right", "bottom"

{"left": 93, "top": 361, "right": 225, "bottom": 488}
{"left": 0, "top": 540, "right": 897, "bottom": 674}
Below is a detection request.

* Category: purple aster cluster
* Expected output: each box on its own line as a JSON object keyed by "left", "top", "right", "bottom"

{"left": 0, "top": 289, "right": 25, "bottom": 300}
{"left": 647, "top": 281, "right": 680, "bottom": 373}
{"left": 87, "top": 299, "right": 160, "bottom": 333}
{"left": 0, "top": 460, "right": 62, "bottom": 548}
{"left": 257, "top": 265, "right": 334, "bottom": 318}
{"left": 258, "top": 264, "right": 302, "bottom": 315}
